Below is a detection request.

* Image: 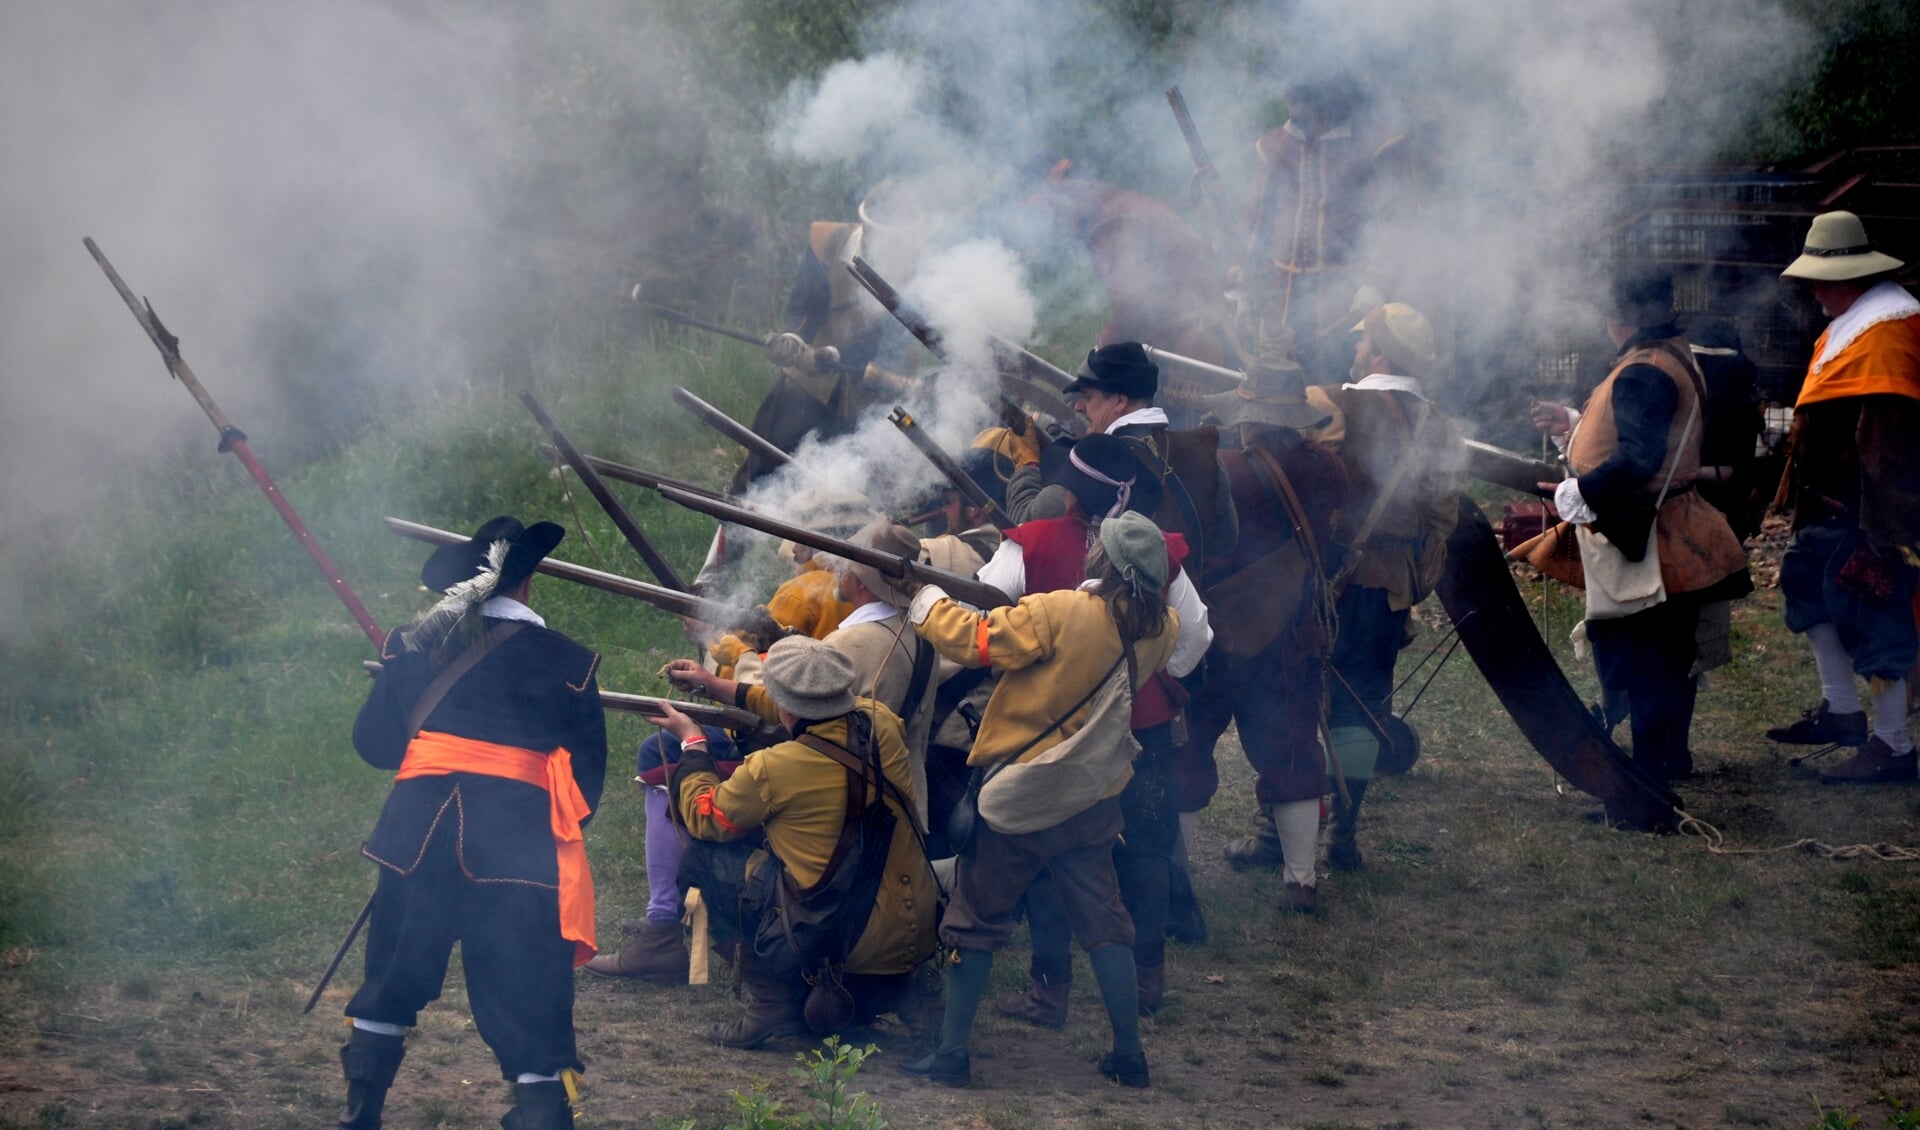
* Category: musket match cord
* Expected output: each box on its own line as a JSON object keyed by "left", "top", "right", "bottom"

{"left": 1674, "top": 808, "right": 1920, "bottom": 862}
{"left": 544, "top": 456, "right": 617, "bottom": 575}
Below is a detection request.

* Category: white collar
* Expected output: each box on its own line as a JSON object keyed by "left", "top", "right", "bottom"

{"left": 840, "top": 600, "right": 900, "bottom": 628}
{"left": 1340, "top": 372, "right": 1428, "bottom": 400}
{"left": 1106, "top": 406, "right": 1170, "bottom": 433}
{"left": 1817, "top": 280, "right": 1920, "bottom": 371}
{"left": 481, "top": 595, "right": 545, "bottom": 627}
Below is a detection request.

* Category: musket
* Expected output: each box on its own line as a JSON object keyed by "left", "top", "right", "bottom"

{"left": 846, "top": 256, "right": 1075, "bottom": 392}
{"left": 888, "top": 406, "right": 1015, "bottom": 532}
{"left": 653, "top": 486, "right": 1014, "bottom": 610}
{"left": 384, "top": 516, "right": 758, "bottom": 627}
{"left": 83, "top": 237, "right": 386, "bottom": 651}
{"left": 1166, "top": 86, "right": 1235, "bottom": 243}
{"left": 536, "top": 444, "right": 730, "bottom": 503}
{"left": 360, "top": 658, "right": 789, "bottom": 742}
{"left": 521, "top": 392, "right": 689, "bottom": 591}
{"left": 1141, "top": 342, "right": 1244, "bottom": 396}
{"left": 636, "top": 299, "right": 861, "bottom": 376}
{"left": 1462, "top": 439, "right": 1562, "bottom": 497}
{"left": 599, "top": 691, "right": 787, "bottom": 744}
{"left": 670, "top": 386, "right": 797, "bottom": 473}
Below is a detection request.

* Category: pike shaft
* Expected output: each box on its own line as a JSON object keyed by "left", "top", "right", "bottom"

{"left": 83, "top": 237, "right": 386, "bottom": 651}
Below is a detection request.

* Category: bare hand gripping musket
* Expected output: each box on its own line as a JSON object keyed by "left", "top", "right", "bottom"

{"left": 846, "top": 256, "right": 1076, "bottom": 391}
{"left": 521, "top": 391, "right": 689, "bottom": 591}
{"left": 888, "top": 406, "right": 1015, "bottom": 532}
{"left": 384, "top": 516, "right": 758, "bottom": 627}
{"left": 653, "top": 486, "right": 1014, "bottom": 611}
{"left": 84, "top": 237, "right": 387, "bottom": 651}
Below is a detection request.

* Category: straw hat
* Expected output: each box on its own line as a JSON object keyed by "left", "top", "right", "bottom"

{"left": 1780, "top": 211, "right": 1904, "bottom": 282}
{"left": 1350, "top": 303, "right": 1436, "bottom": 377}
{"left": 839, "top": 520, "right": 921, "bottom": 609}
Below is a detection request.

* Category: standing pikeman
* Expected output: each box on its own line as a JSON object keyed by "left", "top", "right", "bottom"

{"left": 340, "top": 517, "right": 607, "bottom": 1130}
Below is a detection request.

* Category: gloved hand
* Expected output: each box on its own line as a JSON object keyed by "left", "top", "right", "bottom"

{"left": 1002, "top": 422, "right": 1042, "bottom": 468}
{"left": 763, "top": 332, "right": 811, "bottom": 370}
{"left": 1837, "top": 542, "right": 1900, "bottom": 603}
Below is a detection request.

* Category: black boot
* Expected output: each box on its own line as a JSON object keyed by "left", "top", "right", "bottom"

{"left": 501, "top": 1079, "right": 572, "bottom": 1130}
{"left": 1166, "top": 863, "right": 1208, "bottom": 944}
{"left": 1328, "top": 779, "right": 1369, "bottom": 872}
{"left": 338, "top": 1027, "right": 405, "bottom": 1130}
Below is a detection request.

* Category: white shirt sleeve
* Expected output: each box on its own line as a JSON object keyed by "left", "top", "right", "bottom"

{"left": 1553, "top": 476, "right": 1595, "bottom": 525}
{"left": 1164, "top": 568, "right": 1212, "bottom": 678}
{"left": 974, "top": 539, "right": 1028, "bottom": 602}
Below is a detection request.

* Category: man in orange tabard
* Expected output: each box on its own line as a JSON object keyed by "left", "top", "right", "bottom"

{"left": 342, "top": 517, "right": 607, "bottom": 1130}
{"left": 1765, "top": 212, "right": 1920, "bottom": 783}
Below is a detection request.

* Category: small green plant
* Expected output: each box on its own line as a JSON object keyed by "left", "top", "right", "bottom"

{"left": 1810, "top": 1094, "right": 1920, "bottom": 1130}
{"left": 714, "top": 1038, "right": 886, "bottom": 1130}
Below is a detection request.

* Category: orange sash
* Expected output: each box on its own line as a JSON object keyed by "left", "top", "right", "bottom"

{"left": 1798, "top": 315, "right": 1920, "bottom": 407}
{"left": 397, "top": 731, "right": 597, "bottom": 967}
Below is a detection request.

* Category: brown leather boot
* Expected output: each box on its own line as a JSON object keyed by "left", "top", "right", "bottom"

{"left": 582, "top": 920, "right": 686, "bottom": 983}
{"left": 1136, "top": 963, "right": 1165, "bottom": 1016}
{"left": 707, "top": 951, "right": 807, "bottom": 1049}
{"left": 1223, "top": 810, "right": 1285, "bottom": 870}
{"left": 1817, "top": 736, "right": 1919, "bottom": 784}
{"left": 1278, "top": 881, "right": 1318, "bottom": 915}
{"left": 993, "top": 975, "right": 1069, "bottom": 1029}
{"left": 1327, "top": 779, "right": 1368, "bottom": 872}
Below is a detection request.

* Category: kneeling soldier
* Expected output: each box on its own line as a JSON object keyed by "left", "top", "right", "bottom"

{"left": 656, "top": 636, "right": 938, "bottom": 1048}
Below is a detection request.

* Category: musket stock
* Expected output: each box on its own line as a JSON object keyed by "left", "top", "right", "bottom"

{"left": 522, "top": 392, "right": 689, "bottom": 591}
{"left": 652, "top": 486, "right": 1013, "bottom": 611}
{"left": 383, "top": 516, "right": 756, "bottom": 627}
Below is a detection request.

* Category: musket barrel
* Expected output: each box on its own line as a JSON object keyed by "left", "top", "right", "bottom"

{"left": 536, "top": 444, "right": 730, "bottom": 502}
{"left": 888, "top": 406, "right": 1015, "bottom": 532}
{"left": 1141, "top": 343, "right": 1243, "bottom": 385}
{"left": 652, "top": 486, "right": 1013, "bottom": 610}
{"left": 670, "top": 386, "right": 796, "bottom": 471}
{"left": 598, "top": 691, "right": 788, "bottom": 741}
{"left": 522, "top": 391, "right": 689, "bottom": 592}
{"left": 382, "top": 516, "right": 755, "bottom": 625}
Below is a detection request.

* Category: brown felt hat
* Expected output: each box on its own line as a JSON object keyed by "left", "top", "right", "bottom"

{"left": 1198, "top": 333, "right": 1330, "bottom": 430}
{"left": 760, "top": 636, "right": 859, "bottom": 720}
{"left": 839, "top": 520, "right": 921, "bottom": 608}
{"left": 1781, "top": 211, "right": 1904, "bottom": 282}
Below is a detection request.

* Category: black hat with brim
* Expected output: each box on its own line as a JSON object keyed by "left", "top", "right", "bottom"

{"left": 1060, "top": 341, "right": 1159, "bottom": 400}
{"left": 421, "top": 516, "right": 566, "bottom": 595}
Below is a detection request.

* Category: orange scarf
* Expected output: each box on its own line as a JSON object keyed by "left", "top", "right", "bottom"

{"left": 397, "top": 731, "right": 596, "bottom": 966}
{"left": 1797, "top": 313, "right": 1920, "bottom": 407}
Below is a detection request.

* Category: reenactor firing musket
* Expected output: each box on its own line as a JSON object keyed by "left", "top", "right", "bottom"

{"left": 887, "top": 406, "right": 1016, "bottom": 533}
{"left": 669, "top": 385, "right": 802, "bottom": 474}
{"left": 846, "top": 256, "right": 1076, "bottom": 391}
{"left": 1461, "top": 440, "right": 1562, "bottom": 498}
{"left": 83, "top": 237, "right": 387, "bottom": 651}
{"left": 383, "top": 516, "right": 758, "bottom": 628}
{"left": 521, "top": 391, "right": 689, "bottom": 592}
{"left": 653, "top": 485, "right": 1015, "bottom": 611}
{"left": 535, "top": 444, "right": 729, "bottom": 503}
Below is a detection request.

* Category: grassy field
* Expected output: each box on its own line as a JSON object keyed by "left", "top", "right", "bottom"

{"left": 1, "top": 333, "right": 1917, "bottom": 1129}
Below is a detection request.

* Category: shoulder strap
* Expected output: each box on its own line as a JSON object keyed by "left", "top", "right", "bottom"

{"left": 796, "top": 730, "right": 926, "bottom": 839}
{"left": 1246, "top": 445, "right": 1324, "bottom": 574}
{"left": 404, "top": 621, "right": 526, "bottom": 737}
{"left": 1120, "top": 433, "right": 1207, "bottom": 547}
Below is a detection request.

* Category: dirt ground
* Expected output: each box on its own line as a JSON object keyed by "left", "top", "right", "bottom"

{"left": 3, "top": 580, "right": 1918, "bottom": 1130}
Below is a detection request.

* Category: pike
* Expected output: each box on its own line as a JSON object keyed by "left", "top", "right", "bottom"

{"left": 670, "top": 385, "right": 798, "bottom": 473}
{"left": 384, "top": 516, "right": 758, "bottom": 627}
{"left": 888, "top": 406, "right": 1015, "bottom": 532}
{"left": 846, "top": 256, "right": 1075, "bottom": 391}
{"left": 521, "top": 391, "right": 689, "bottom": 591}
{"left": 83, "top": 237, "right": 386, "bottom": 652}
{"left": 536, "top": 444, "right": 729, "bottom": 503}
{"left": 654, "top": 485, "right": 1015, "bottom": 611}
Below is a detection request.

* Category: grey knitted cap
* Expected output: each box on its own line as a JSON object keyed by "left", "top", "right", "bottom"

{"left": 1098, "top": 510, "right": 1170, "bottom": 590}
{"left": 760, "top": 635, "right": 859, "bottom": 720}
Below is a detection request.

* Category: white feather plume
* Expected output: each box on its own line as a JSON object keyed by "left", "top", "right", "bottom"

{"left": 400, "top": 539, "right": 511, "bottom": 652}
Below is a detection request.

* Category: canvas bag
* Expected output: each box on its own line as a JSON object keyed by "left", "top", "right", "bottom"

{"left": 976, "top": 654, "right": 1140, "bottom": 835}
{"left": 1574, "top": 385, "right": 1699, "bottom": 621}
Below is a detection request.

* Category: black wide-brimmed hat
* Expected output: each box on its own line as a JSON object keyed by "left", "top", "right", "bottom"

{"left": 1040, "top": 433, "right": 1163, "bottom": 520}
{"left": 421, "top": 515, "right": 565, "bottom": 595}
{"left": 1062, "top": 341, "right": 1159, "bottom": 400}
